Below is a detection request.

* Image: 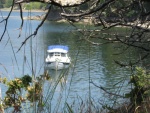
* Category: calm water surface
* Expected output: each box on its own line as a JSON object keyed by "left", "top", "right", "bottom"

{"left": 0, "top": 11, "right": 138, "bottom": 112}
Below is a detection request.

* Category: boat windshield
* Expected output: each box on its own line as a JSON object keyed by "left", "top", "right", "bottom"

{"left": 61, "top": 53, "right": 66, "bottom": 57}
{"left": 49, "top": 53, "right": 67, "bottom": 57}
{"left": 49, "top": 53, "right": 54, "bottom": 57}
{"left": 55, "top": 52, "right": 61, "bottom": 56}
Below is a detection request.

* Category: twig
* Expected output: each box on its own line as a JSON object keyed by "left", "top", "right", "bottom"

{"left": 90, "top": 81, "right": 124, "bottom": 98}
{"left": 115, "top": 35, "right": 150, "bottom": 52}
{"left": 15, "top": 0, "right": 91, "bottom": 7}
{"left": 61, "top": 0, "right": 115, "bottom": 17}
{"left": 17, "top": 5, "right": 52, "bottom": 52}
{"left": 114, "top": 53, "right": 149, "bottom": 67}
{"left": 18, "top": 3, "right": 24, "bottom": 38}
{"left": 0, "top": 0, "right": 14, "bottom": 41}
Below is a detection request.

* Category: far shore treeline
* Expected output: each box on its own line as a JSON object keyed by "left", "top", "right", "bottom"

{"left": 1, "top": 0, "right": 88, "bottom": 12}
{"left": 0, "top": 0, "right": 47, "bottom": 10}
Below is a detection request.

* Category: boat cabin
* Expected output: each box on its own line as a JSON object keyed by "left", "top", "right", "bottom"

{"left": 45, "top": 45, "right": 71, "bottom": 69}
{"left": 48, "top": 52, "right": 67, "bottom": 57}
{"left": 46, "top": 45, "right": 70, "bottom": 63}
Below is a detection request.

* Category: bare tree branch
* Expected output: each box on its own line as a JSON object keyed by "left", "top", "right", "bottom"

{"left": 15, "top": 0, "right": 91, "bottom": 7}
{"left": 91, "top": 81, "right": 124, "bottom": 98}
{"left": 18, "top": 3, "right": 24, "bottom": 38}
{"left": 115, "top": 35, "right": 150, "bottom": 52}
{"left": 0, "top": 0, "right": 15, "bottom": 41}
{"left": 17, "top": 5, "right": 52, "bottom": 52}
{"left": 61, "top": 0, "right": 115, "bottom": 17}
{"left": 114, "top": 53, "right": 149, "bottom": 67}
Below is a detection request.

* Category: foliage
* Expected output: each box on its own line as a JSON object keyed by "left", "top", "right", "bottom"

{"left": 0, "top": 0, "right": 5, "bottom": 8}
{"left": 23, "top": 2, "right": 46, "bottom": 10}
{"left": 26, "top": 82, "right": 42, "bottom": 102}
{"left": 125, "top": 67, "right": 150, "bottom": 105}
{"left": 0, "top": 0, "right": 5, "bottom": 4}
{"left": 79, "top": 3, "right": 89, "bottom": 10}
{"left": 1, "top": 0, "right": 46, "bottom": 10}
{"left": 0, "top": 72, "right": 50, "bottom": 112}
{"left": 0, "top": 75, "right": 31, "bottom": 112}
{"left": 2, "top": 0, "right": 13, "bottom": 8}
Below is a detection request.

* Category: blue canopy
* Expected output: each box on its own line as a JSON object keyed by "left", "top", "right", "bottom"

{"left": 48, "top": 45, "right": 69, "bottom": 51}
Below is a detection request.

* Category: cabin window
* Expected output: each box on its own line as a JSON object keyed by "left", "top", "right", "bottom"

{"left": 49, "top": 53, "right": 54, "bottom": 57}
{"left": 55, "top": 52, "right": 61, "bottom": 56}
{"left": 49, "top": 53, "right": 66, "bottom": 57}
{"left": 61, "top": 53, "right": 66, "bottom": 57}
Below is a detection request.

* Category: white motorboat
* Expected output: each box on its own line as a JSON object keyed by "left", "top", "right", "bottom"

{"left": 45, "top": 45, "right": 71, "bottom": 70}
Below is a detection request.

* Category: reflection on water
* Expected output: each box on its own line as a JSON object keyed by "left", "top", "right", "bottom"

{"left": 42, "top": 68, "right": 70, "bottom": 112}
{"left": 0, "top": 11, "right": 139, "bottom": 112}
{"left": 45, "top": 68, "right": 69, "bottom": 83}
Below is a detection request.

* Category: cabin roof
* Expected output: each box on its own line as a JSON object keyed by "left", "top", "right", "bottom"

{"left": 47, "top": 45, "right": 69, "bottom": 53}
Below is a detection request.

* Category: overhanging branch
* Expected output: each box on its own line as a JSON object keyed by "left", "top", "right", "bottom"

{"left": 0, "top": 0, "right": 14, "bottom": 41}
{"left": 17, "top": 5, "right": 52, "bottom": 52}
{"left": 61, "top": 0, "right": 115, "bottom": 17}
{"left": 15, "top": 0, "right": 91, "bottom": 7}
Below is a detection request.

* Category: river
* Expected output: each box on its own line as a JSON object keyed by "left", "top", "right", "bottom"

{"left": 0, "top": 10, "right": 137, "bottom": 112}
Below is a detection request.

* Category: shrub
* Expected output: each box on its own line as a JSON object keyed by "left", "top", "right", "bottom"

{"left": 125, "top": 67, "right": 150, "bottom": 105}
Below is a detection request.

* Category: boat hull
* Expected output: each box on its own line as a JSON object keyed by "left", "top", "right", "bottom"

{"left": 46, "top": 62, "right": 70, "bottom": 70}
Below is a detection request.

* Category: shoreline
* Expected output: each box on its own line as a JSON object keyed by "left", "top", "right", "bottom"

{"left": 0, "top": 8, "right": 47, "bottom": 12}
{"left": 1, "top": 8, "right": 150, "bottom": 29}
